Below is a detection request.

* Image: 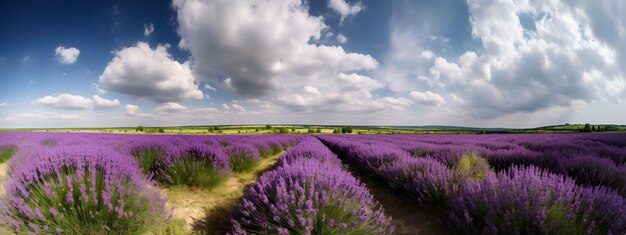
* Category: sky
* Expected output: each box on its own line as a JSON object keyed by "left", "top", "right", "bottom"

{"left": 0, "top": 0, "right": 625, "bottom": 128}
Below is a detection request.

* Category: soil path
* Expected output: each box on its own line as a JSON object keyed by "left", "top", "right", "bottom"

{"left": 317, "top": 139, "right": 454, "bottom": 235}
{"left": 165, "top": 151, "right": 284, "bottom": 234}
{"left": 0, "top": 162, "right": 7, "bottom": 196}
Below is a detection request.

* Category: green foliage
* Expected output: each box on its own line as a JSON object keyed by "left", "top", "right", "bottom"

{"left": 341, "top": 126, "right": 353, "bottom": 133}
{"left": 581, "top": 123, "right": 592, "bottom": 132}
{"left": 161, "top": 157, "right": 228, "bottom": 189}
{"left": 545, "top": 203, "right": 586, "bottom": 235}
{"left": 265, "top": 124, "right": 272, "bottom": 129}
{"left": 24, "top": 167, "right": 167, "bottom": 234}
{"left": 307, "top": 129, "right": 315, "bottom": 133}
{"left": 453, "top": 151, "right": 492, "bottom": 182}
{"left": 130, "top": 146, "right": 166, "bottom": 174}
{"left": 316, "top": 128, "right": 322, "bottom": 133}
{"left": 208, "top": 127, "right": 214, "bottom": 133}
{"left": 136, "top": 126, "right": 144, "bottom": 132}
{"left": 0, "top": 145, "right": 16, "bottom": 163}
{"left": 229, "top": 154, "right": 259, "bottom": 173}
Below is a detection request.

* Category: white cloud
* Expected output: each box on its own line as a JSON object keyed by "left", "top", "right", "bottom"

{"left": 0, "top": 102, "right": 6, "bottom": 108}
{"left": 125, "top": 104, "right": 151, "bottom": 117}
{"left": 328, "top": 0, "right": 363, "bottom": 25}
{"left": 409, "top": 91, "right": 446, "bottom": 106}
{"left": 92, "top": 95, "right": 120, "bottom": 109}
{"left": 156, "top": 102, "right": 188, "bottom": 112}
{"left": 3, "top": 111, "right": 79, "bottom": 121}
{"left": 98, "top": 42, "right": 203, "bottom": 102}
{"left": 55, "top": 46, "right": 80, "bottom": 64}
{"left": 34, "top": 93, "right": 93, "bottom": 110}
{"left": 379, "top": 0, "right": 626, "bottom": 120}
{"left": 337, "top": 33, "right": 347, "bottom": 43}
{"left": 231, "top": 103, "right": 245, "bottom": 112}
{"left": 173, "top": 0, "right": 377, "bottom": 98}
{"left": 144, "top": 23, "right": 154, "bottom": 36}
{"left": 303, "top": 85, "right": 321, "bottom": 95}
{"left": 204, "top": 84, "right": 217, "bottom": 91}
{"left": 222, "top": 103, "right": 230, "bottom": 110}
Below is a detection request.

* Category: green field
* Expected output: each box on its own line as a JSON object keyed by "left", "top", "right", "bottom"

{"left": 2, "top": 123, "right": 625, "bottom": 135}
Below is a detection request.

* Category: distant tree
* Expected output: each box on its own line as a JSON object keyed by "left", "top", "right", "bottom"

{"left": 291, "top": 128, "right": 296, "bottom": 132}
{"left": 136, "top": 126, "right": 144, "bottom": 132}
{"left": 581, "top": 123, "right": 592, "bottom": 132}
{"left": 158, "top": 128, "right": 165, "bottom": 133}
{"left": 592, "top": 125, "right": 596, "bottom": 132}
{"left": 278, "top": 128, "right": 289, "bottom": 134}
{"left": 316, "top": 128, "right": 322, "bottom": 133}
{"left": 333, "top": 129, "right": 339, "bottom": 134}
{"left": 208, "top": 127, "right": 214, "bottom": 133}
{"left": 307, "top": 129, "right": 315, "bottom": 133}
{"left": 255, "top": 128, "right": 259, "bottom": 132}
{"left": 266, "top": 124, "right": 272, "bottom": 129}
{"left": 303, "top": 125, "right": 310, "bottom": 128}
{"left": 214, "top": 126, "right": 220, "bottom": 131}
{"left": 341, "top": 126, "right": 353, "bottom": 134}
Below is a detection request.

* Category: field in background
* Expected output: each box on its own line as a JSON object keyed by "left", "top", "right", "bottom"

{"left": 2, "top": 123, "right": 626, "bottom": 135}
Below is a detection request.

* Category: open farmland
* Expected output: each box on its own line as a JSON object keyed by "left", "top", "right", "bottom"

{"left": 0, "top": 132, "right": 624, "bottom": 234}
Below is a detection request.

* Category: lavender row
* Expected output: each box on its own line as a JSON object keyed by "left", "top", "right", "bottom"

{"left": 327, "top": 134, "right": 626, "bottom": 196}
{"left": 231, "top": 137, "right": 393, "bottom": 234}
{"left": 317, "top": 135, "right": 626, "bottom": 234}
{"left": 0, "top": 132, "right": 301, "bottom": 234}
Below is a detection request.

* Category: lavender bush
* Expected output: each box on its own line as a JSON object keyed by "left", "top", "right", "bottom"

{"left": 380, "top": 157, "right": 459, "bottom": 207}
{"left": 129, "top": 142, "right": 167, "bottom": 175}
{"left": 232, "top": 158, "right": 393, "bottom": 235}
{"left": 445, "top": 166, "right": 626, "bottom": 235}
{"left": 156, "top": 144, "right": 231, "bottom": 188}
{"left": 224, "top": 143, "right": 262, "bottom": 172}
{"left": 0, "top": 146, "right": 172, "bottom": 234}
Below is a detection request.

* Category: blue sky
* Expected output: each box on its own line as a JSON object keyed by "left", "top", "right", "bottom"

{"left": 1, "top": 0, "right": 625, "bottom": 128}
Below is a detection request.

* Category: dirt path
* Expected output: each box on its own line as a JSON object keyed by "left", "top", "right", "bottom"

{"left": 351, "top": 167, "right": 453, "bottom": 235}
{"left": 0, "top": 162, "right": 7, "bottom": 196}
{"left": 165, "top": 151, "right": 283, "bottom": 234}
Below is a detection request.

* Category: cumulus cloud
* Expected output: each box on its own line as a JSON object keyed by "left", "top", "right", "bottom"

{"left": 156, "top": 102, "right": 188, "bottom": 112}
{"left": 328, "top": 0, "right": 363, "bottom": 25}
{"left": 125, "top": 104, "right": 151, "bottom": 117}
{"left": 144, "top": 23, "right": 154, "bottom": 36}
{"left": 221, "top": 103, "right": 230, "bottom": 111}
{"left": 34, "top": 93, "right": 93, "bottom": 110}
{"left": 98, "top": 42, "right": 203, "bottom": 102}
{"left": 337, "top": 33, "right": 347, "bottom": 44}
{"left": 55, "top": 46, "right": 80, "bottom": 64}
{"left": 409, "top": 91, "right": 446, "bottom": 106}
{"left": 92, "top": 95, "right": 120, "bottom": 109}
{"left": 380, "top": 0, "right": 626, "bottom": 119}
{"left": 231, "top": 103, "right": 245, "bottom": 112}
{"left": 173, "top": 0, "right": 377, "bottom": 98}
{"left": 3, "top": 111, "right": 79, "bottom": 121}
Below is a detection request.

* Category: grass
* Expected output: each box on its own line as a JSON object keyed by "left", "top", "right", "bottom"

{"left": 0, "top": 145, "right": 16, "bottom": 163}
{"left": 164, "top": 151, "right": 284, "bottom": 234}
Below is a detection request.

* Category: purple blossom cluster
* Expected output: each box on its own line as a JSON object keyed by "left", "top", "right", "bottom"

{"left": 320, "top": 133, "right": 626, "bottom": 196}
{"left": 231, "top": 137, "right": 393, "bottom": 234}
{"left": 0, "top": 145, "right": 172, "bottom": 234}
{"left": 316, "top": 134, "right": 626, "bottom": 234}
{"left": 0, "top": 132, "right": 302, "bottom": 233}
{"left": 445, "top": 166, "right": 626, "bottom": 234}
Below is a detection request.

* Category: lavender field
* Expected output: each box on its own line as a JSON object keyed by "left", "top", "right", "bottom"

{"left": 0, "top": 132, "right": 624, "bottom": 234}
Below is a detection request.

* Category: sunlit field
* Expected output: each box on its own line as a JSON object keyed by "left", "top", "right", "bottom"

{"left": 0, "top": 132, "right": 624, "bottom": 234}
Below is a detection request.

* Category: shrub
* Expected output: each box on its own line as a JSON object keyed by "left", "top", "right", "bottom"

{"left": 225, "top": 143, "right": 262, "bottom": 172}
{"left": 445, "top": 166, "right": 626, "bottom": 234}
{"left": 380, "top": 157, "right": 459, "bottom": 207}
{"left": 558, "top": 155, "right": 626, "bottom": 195}
{"left": 156, "top": 144, "right": 231, "bottom": 188}
{"left": 0, "top": 147, "right": 172, "bottom": 234}
{"left": 452, "top": 151, "right": 491, "bottom": 182}
{"left": 0, "top": 144, "right": 16, "bottom": 163}
{"left": 130, "top": 143, "right": 167, "bottom": 175}
{"left": 231, "top": 158, "right": 393, "bottom": 235}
